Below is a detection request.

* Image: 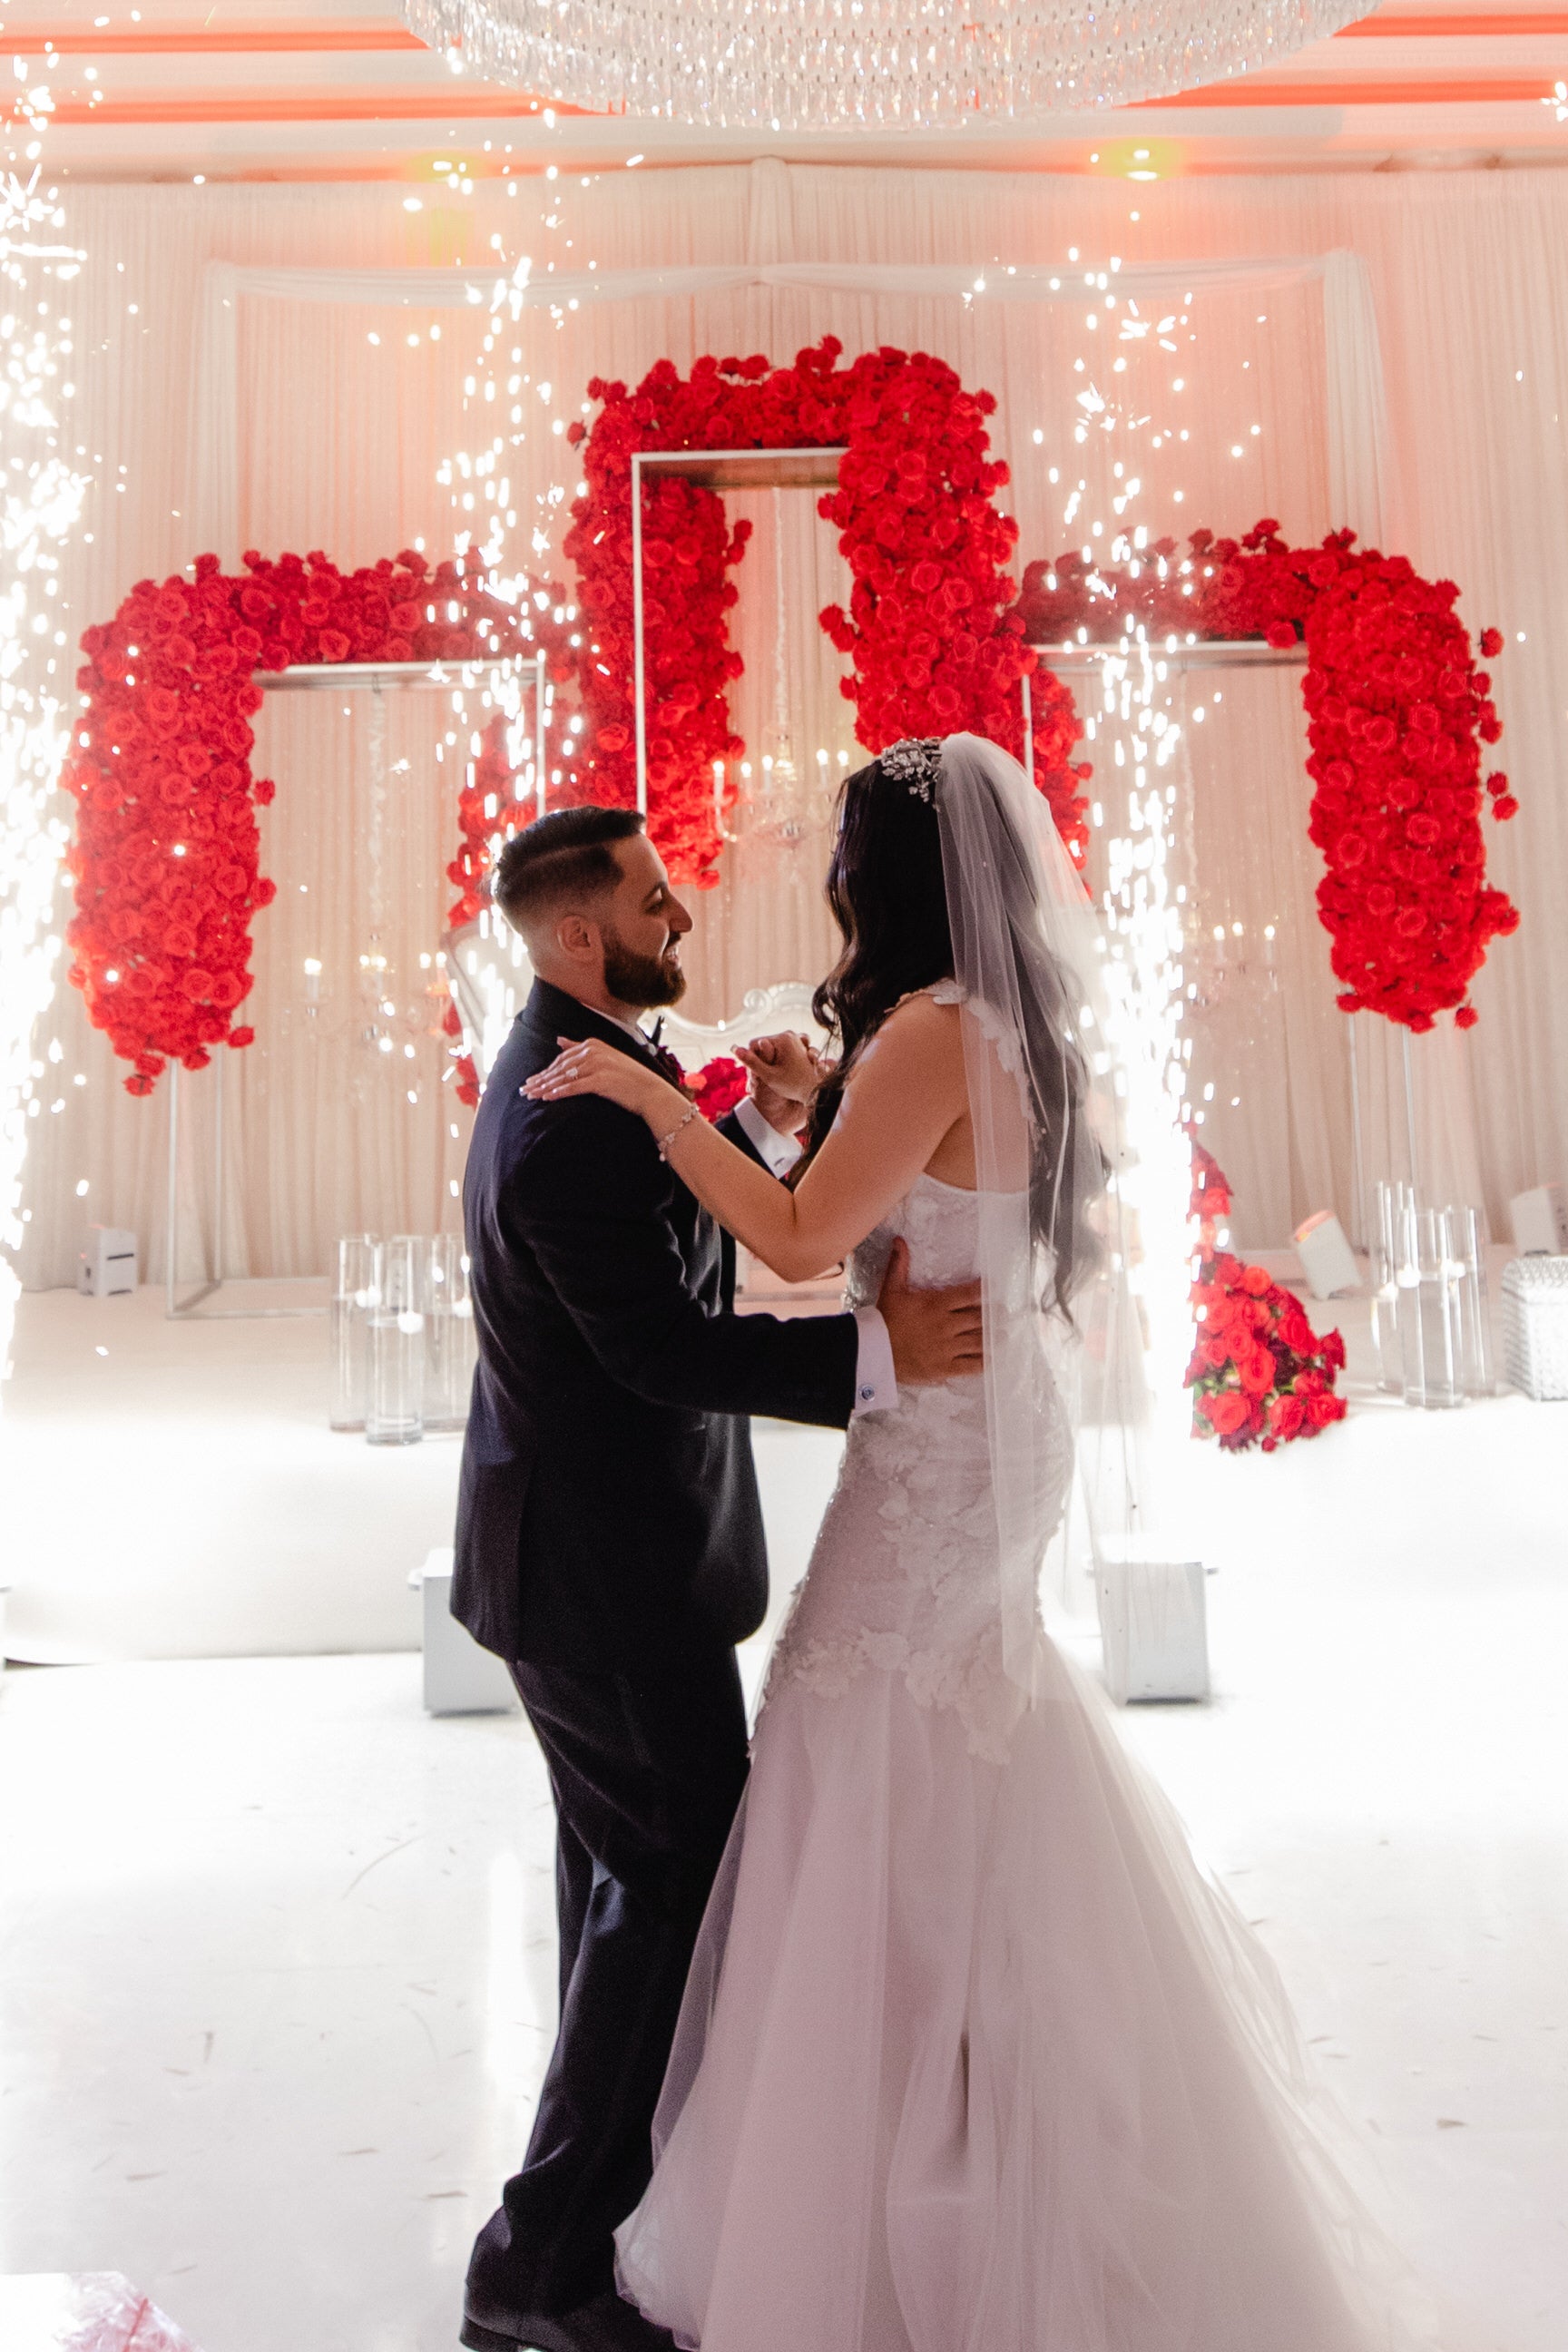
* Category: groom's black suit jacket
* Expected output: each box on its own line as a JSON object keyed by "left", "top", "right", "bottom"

{"left": 455, "top": 976, "right": 859, "bottom": 1668}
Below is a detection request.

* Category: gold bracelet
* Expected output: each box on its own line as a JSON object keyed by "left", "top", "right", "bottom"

{"left": 655, "top": 1103, "right": 699, "bottom": 1161}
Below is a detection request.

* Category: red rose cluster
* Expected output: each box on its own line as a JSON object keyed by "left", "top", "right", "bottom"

{"left": 1184, "top": 1142, "right": 1347, "bottom": 1454}
{"left": 1019, "top": 518, "right": 1320, "bottom": 648}
{"left": 68, "top": 548, "right": 546, "bottom": 1093}
{"left": 1189, "top": 1136, "right": 1234, "bottom": 1234}
{"left": 448, "top": 710, "right": 526, "bottom": 935}
{"left": 815, "top": 345, "right": 1090, "bottom": 863}
{"left": 1018, "top": 520, "right": 1519, "bottom": 1031}
{"left": 690, "top": 1055, "right": 749, "bottom": 1122}
{"left": 562, "top": 339, "right": 1091, "bottom": 887}
{"left": 563, "top": 361, "right": 754, "bottom": 884}
{"left": 1299, "top": 549, "right": 1516, "bottom": 1032}
{"left": 446, "top": 601, "right": 580, "bottom": 932}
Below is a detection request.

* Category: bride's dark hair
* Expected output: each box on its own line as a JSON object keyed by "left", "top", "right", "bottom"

{"left": 805, "top": 750, "right": 1100, "bottom": 1317}
{"left": 805, "top": 753, "right": 954, "bottom": 1159}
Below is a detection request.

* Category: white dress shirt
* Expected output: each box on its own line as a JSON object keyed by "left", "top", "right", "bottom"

{"left": 608, "top": 1019, "right": 898, "bottom": 1418}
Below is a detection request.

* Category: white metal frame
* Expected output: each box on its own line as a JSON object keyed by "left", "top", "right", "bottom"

{"left": 164, "top": 652, "right": 545, "bottom": 1319}
{"left": 630, "top": 446, "right": 849, "bottom": 818}
{"left": 1027, "top": 632, "right": 1389, "bottom": 1242}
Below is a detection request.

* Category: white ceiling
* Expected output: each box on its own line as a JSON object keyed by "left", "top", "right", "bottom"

{"left": 10, "top": 2, "right": 1568, "bottom": 183}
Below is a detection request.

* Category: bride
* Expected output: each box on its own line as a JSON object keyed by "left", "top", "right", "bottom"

{"left": 524, "top": 733, "right": 1439, "bottom": 2352}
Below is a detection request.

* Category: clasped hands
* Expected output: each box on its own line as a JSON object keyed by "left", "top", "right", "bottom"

{"left": 524, "top": 1028, "right": 825, "bottom": 1141}
{"left": 732, "top": 1030, "right": 827, "bottom": 1136}
{"left": 524, "top": 1033, "right": 984, "bottom": 1387}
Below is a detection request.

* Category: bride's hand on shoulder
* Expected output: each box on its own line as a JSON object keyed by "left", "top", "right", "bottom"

{"left": 524, "top": 1038, "right": 686, "bottom": 1132}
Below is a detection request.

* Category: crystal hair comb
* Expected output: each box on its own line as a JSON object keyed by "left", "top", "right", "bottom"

{"left": 879, "top": 737, "right": 944, "bottom": 803}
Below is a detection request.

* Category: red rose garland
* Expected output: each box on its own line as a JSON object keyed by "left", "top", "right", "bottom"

{"left": 68, "top": 549, "right": 553, "bottom": 1093}
{"left": 1018, "top": 521, "right": 1519, "bottom": 1030}
{"left": 561, "top": 339, "right": 1091, "bottom": 885}
{"left": 1184, "top": 1143, "right": 1348, "bottom": 1454}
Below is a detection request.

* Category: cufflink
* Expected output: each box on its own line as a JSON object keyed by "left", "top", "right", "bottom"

{"left": 859, "top": 1386, "right": 875, "bottom": 1402}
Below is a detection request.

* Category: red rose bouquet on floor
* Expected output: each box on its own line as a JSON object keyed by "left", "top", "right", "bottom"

{"left": 1185, "top": 1145, "right": 1347, "bottom": 1454}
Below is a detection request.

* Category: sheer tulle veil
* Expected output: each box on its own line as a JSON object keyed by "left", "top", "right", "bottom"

{"left": 932, "top": 732, "right": 1128, "bottom": 1693}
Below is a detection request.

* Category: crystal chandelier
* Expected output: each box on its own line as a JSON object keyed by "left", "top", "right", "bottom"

{"left": 406, "top": 0, "right": 1364, "bottom": 132}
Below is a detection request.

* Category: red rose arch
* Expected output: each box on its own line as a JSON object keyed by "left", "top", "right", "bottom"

{"left": 64, "top": 550, "right": 563, "bottom": 1093}
{"left": 558, "top": 337, "right": 1090, "bottom": 883}
{"left": 1019, "top": 522, "right": 1519, "bottom": 1031}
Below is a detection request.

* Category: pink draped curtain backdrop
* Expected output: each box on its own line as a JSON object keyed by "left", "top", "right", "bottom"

{"left": 18, "top": 161, "right": 1564, "bottom": 1282}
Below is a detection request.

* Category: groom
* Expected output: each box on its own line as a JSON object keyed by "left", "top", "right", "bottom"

{"left": 455, "top": 805, "right": 984, "bottom": 2352}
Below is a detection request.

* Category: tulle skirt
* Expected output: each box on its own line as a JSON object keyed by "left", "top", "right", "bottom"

{"left": 614, "top": 1632, "right": 1440, "bottom": 2352}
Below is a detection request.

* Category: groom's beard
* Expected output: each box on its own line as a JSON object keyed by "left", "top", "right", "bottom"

{"left": 602, "top": 926, "right": 688, "bottom": 1012}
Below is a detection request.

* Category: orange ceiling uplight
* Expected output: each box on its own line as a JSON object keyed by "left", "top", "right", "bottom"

{"left": 1091, "top": 135, "right": 1184, "bottom": 181}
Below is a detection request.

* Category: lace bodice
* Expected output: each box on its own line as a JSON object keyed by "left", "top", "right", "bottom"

{"left": 766, "top": 1168, "right": 1072, "bottom": 1763}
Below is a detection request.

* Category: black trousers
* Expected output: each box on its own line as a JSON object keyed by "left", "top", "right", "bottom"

{"left": 466, "top": 1642, "right": 750, "bottom": 2320}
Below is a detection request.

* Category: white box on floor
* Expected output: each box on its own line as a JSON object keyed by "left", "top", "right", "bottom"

{"left": 1509, "top": 1182, "right": 1568, "bottom": 1257}
{"left": 75, "top": 1227, "right": 137, "bottom": 1298}
{"left": 1098, "top": 1546, "right": 1210, "bottom": 1705}
{"left": 409, "top": 1548, "right": 520, "bottom": 1716}
{"left": 1292, "top": 1210, "right": 1360, "bottom": 1299}
{"left": 1501, "top": 1256, "right": 1568, "bottom": 1400}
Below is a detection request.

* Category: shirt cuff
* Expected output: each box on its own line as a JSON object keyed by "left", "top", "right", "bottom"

{"left": 851, "top": 1307, "right": 898, "bottom": 1416}
{"left": 733, "top": 1093, "right": 805, "bottom": 1180}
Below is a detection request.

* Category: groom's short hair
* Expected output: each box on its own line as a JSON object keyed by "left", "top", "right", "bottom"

{"left": 493, "top": 805, "right": 645, "bottom": 936}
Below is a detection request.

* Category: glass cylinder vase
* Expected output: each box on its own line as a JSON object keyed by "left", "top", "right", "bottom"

{"left": 1454, "top": 1205, "right": 1494, "bottom": 1398}
{"left": 1395, "top": 1186, "right": 1427, "bottom": 1406}
{"left": 330, "top": 1233, "right": 378, "bottom": 1432}
{"left": 423, "top": 1235, "right": 475, "bottom": 1434}
{"left": 1411, "top": 1205, "right": 1465, "bottom": 1412}
{"left": 1368, "top": 1181, "right": 1403, "bottom": 1397}
{"left": 368, "top": 1235, "right": 425, "bottom": 1446}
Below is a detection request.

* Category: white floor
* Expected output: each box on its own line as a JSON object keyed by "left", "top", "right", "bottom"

{"left": 1, "top": 1279, "right": 1566, "bottom": 2350}
{"left": 0, "top": 1284, "right": 858, "bottom": 1666}
{"left": 1, "top": 1283, "right": 460, "bottom": 1661}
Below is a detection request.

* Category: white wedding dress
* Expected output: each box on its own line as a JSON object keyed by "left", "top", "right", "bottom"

{"left": 615, "top": 1162, "right": 1437, "bottom": 2352}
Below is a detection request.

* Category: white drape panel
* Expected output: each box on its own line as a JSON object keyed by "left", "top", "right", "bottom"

{"left": 192, "top": 248, "right": 1372, "bottom": 564}
{"left": 1322, "top": 248, "right": 1389, "bottom": 549}
{"left": 190, "top": 247, "right": 1376, "bottom": 571}
{"left": 15, "top": 165, "right": 1567, "bottom": 1283}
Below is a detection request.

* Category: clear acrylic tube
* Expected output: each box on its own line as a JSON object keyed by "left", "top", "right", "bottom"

{"left": 1414, "top": 1205, "right": 1465, "bottom": 1412}
{"left": 1369, "top": 1181, "right": 1403, "bottom": 1397}
{"left": 423, "top": 1234, "right": 475, "bottom": 1433}
{"left": 1455, "top": 1204, "right": 1494, "bottom": 1398}
{"left": 1396, "top": 1185, "right": 1426, "bottom": 1407}
{"left": 368, "top": 1235, "right": 425, "bottom": 1446}
{"left": 330, "top": 1233, "right": 378, "bottom": 1432}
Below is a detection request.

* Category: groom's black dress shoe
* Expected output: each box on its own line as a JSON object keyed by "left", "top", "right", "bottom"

{"left": 582, "top": 2290, "right": 678, "bottom": 2350}
{"left": 460, "top": 2312, "right": 578, "bottom": 2352}
{"left": 461, "top": 2288, "right": 676, "bottom": 2352}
